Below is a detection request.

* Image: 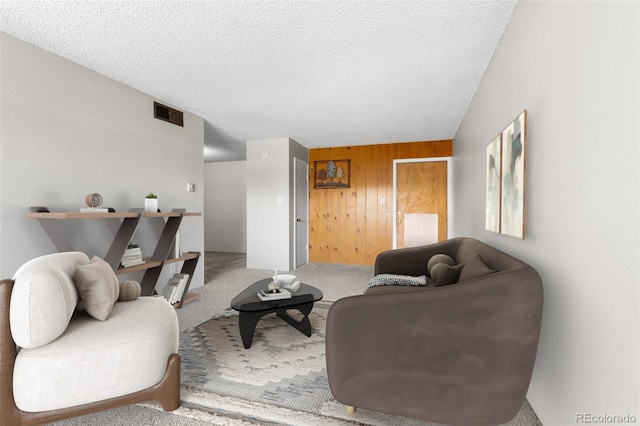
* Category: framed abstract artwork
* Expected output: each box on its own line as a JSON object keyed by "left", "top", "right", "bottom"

{"left": 485, "top": 134, "right": 502, "bottom": 233}
{"left": 314, "top": 159, "right": 350, "bottom": 189}
{"left": 500, "top": 110, "right": 527, "bottom": 239}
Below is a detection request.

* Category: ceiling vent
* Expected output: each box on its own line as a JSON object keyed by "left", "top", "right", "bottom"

{"left": 154, "top": 101, "right": 184, "bottom": 127}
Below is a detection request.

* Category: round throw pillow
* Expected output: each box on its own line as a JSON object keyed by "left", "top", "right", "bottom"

{"left": 119, "top": 280, "right": 141, "bottom": 302}
{"left": 430, "top": 262, "right": 451, "bottom": 282}
{"left": 427, "top": 254, "right": 455, "bottom": 276}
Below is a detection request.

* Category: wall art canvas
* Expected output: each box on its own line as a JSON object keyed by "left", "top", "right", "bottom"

{"left": 314, "top": 159, "right": 350, "bottom": 189}
{"left": 500, "top": 110, "right": 527, "bottom": 239}
{"left": 485, "top": 134, "right": 502, "bottom": 233}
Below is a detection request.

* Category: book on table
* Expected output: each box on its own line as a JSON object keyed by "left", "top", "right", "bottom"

{"left": 257, "top": 288, "right": 292, "bottom": 301}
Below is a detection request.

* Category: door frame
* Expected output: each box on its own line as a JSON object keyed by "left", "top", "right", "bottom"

{"left": 392, "top": 157, "right": 453, "bottom": 249}
{"left": 293, "top": 157, "right": 309, "bottom": 267}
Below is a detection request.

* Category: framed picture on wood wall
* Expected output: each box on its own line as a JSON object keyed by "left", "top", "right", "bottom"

{"left": 314, "top": 159, "right": 351, "bottom": 189}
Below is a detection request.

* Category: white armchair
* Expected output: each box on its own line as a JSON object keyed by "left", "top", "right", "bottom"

{"left": 1, "top": 252, "right": 180, "bottom": 425}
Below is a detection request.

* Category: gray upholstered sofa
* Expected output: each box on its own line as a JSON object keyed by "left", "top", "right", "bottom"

{"left": 1, "top": 252, "right": 180, "bottom": 425}
{"left": 326, "top": 237, "right": 543, "bottom": 426}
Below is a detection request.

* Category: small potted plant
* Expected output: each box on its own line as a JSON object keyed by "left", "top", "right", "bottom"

{"left": 144, "top": 192, "right": 158, "bottom": 213}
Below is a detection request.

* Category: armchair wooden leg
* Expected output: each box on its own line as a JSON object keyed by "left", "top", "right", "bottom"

{"left": 346, "top": 405, "right": 356, "bottom": 414}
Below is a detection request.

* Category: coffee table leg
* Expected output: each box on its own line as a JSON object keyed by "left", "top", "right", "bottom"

{"left": 238, "top": 311, "right": 264, "bottom": 349}
{"left": 276, "top": 302, "right": 313, "bottom": 337}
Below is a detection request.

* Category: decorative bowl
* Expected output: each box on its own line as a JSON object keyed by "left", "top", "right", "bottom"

{"left": 273, "top": 274, "right": 296, "bottom": 285}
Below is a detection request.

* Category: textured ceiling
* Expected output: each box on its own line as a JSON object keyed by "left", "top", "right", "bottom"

{"left": 0, "top": 0, "right": 518, "bottom": 162}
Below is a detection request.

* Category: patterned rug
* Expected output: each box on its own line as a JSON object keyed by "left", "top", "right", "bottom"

{"left": 150, "top": 301, "right": 540, "bottom": 426}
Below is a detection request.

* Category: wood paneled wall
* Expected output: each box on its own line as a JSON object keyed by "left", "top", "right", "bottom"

{"left": 308, "top": 140, "right": 453, "bottom": 265}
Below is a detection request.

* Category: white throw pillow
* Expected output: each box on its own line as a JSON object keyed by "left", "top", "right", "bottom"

{"left": 10, "top": 252, "right": 90, "bottom": 349}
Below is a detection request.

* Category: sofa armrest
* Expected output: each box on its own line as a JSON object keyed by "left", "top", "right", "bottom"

{"left": 325, "top": 266, "right": 543, "bottom": 426}
{"left": 374, "top": 238, "right": 462, "bottom": 276}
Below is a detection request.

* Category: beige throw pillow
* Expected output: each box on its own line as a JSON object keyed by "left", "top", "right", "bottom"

{"left": 73, "top": 256, "right": 120, "bottom": 321}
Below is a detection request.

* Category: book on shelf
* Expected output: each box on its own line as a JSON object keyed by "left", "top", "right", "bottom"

{"left": 121, "top": 254, "right": 142, "bottom": 262}
{"left": 162, "top": 276, "right": 181, "bottom": 304}
{"left": 120, "top": 258, "right": 145, "bottom": 267}
{"left": 80, "top": 207, "right": 109, "bottom": 213}
{"left": 172, "top": 273, "right": 190, "bottom": 304}
{"left": 162, "top": 273, "right": 190, "bottom": 304}
{"left": 122, "top": 247, "right": 141, "bottom": 256}
{"left": 257, "top": 288, "right": 292, "bottom": 301}
{"left": 121, "top": 252, "right": 142, "bottom": 260}
{"left": 120, "top": 243, "right": 143, "bottom": 267}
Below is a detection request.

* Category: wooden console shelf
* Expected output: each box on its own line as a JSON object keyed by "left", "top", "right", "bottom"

{"left": 27, "top": 207, "right": 202, "bottom": 307}
{"left": 26, "top": 211, "right": 201, "bottom": 219}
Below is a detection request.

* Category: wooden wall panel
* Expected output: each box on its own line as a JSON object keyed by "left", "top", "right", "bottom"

{"left": 309, "top": 140, "right": 453, "bottom": 265}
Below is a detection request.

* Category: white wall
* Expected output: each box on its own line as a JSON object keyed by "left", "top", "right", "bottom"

{"left": 0, "top": 33, "right": 206, "bottom": 289}
{"left": 203, "top": 161, "right": 246, "bottom": 253}
{"left": 453, "top": 2, "right": 639, "bottom": 424}
{"left": 246, "top": 138, "right": 291, "bottom": 271}
{"left": 246, "top": 137, "right": 308, "bottom": 271}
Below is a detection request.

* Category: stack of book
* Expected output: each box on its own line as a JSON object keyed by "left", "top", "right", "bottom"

{"left": 120, "top": 244, "right": 144, "bottom": 267}
{"left": 257, "top": 288, "right": 292, "bottom": 301}
{"left": 161, "top": 273, "right": 190, "bottom": 305}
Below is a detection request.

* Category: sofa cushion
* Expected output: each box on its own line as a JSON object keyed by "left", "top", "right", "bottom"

{"left": 10, "top": 252, "right": 90, "bottom": 349}
{"left": 427, "top": 254, "right": 455, "bottom": 276}
{"left": 367, "top": 273, "right": 427, "bottom": 289}
{"left": 73, "top": 256, "right": 120, "bottom": 321}
{"left": 13, "top": 297, "right": 178, "bottom": 412}
{"left": 458, "top": 254, "right": 497, "bottom": 282}
{"left": 434, "top": 263, "right": 465, "bottom": 287}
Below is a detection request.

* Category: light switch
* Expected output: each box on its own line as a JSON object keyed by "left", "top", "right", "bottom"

{"left": 186, "top": 182, "right": 195, "bottom": 192}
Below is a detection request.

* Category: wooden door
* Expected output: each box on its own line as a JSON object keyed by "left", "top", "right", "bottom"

{"left": 394, "top": 159, "right": 449, "bottom": 249}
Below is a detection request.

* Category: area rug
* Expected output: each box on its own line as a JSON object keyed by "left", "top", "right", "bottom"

{"left": 145, "top": 301, "right": 540, "bottom": 426}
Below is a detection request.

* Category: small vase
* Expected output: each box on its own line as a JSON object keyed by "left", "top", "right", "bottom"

{"left": 144, "top": 198, "right": 158, "bottom": 213}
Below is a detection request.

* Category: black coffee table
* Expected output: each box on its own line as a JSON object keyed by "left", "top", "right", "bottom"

{"left": 230, "top": 278, "right": 323, "bottom": 349}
